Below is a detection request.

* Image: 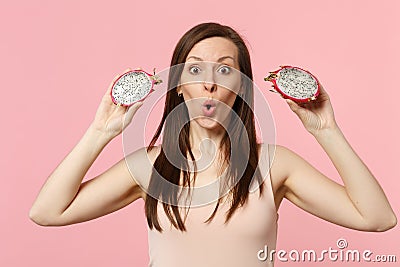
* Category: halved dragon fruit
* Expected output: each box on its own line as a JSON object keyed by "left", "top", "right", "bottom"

{"left": 111, "top": 68, "right": 162, "bottom": 107}
{"left": 264, "top": 65, "right": 320, "bottom": 103}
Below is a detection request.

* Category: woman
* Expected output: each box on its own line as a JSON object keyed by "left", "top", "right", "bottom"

{"left": 29, "top": 22, "right": 396, "bottom": 267}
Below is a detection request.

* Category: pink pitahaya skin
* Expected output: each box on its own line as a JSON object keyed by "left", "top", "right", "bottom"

{"left": 265, "top": 65, "right": 320, "bottom": 103}
{"left": 110, "top": 69, "right": 160, "bottom": 107}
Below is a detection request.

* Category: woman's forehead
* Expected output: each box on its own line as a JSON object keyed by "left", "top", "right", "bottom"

{"left": 186, "top": 37, "right": 238, "bottom": 63}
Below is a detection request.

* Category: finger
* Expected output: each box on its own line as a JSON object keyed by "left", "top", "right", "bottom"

{"left": 285, "top": 98, "right": 299, "bottom": 110}
{"left": 318, "top": 82, "right": 325, "bottom": 93}
{"left": 123, "top": 101, "right": 143, "bottom": 126}
{"left": 108, "top": 102, "right": 127, "bottom": 117}
{"left": 315, "top": 79, "right": 326, "bottom": 93}
{"left": 298, "top": 102, "right": 309, "bottom": 108}
{"left": 285, "top": 99, "right": 306, "bottom": 113}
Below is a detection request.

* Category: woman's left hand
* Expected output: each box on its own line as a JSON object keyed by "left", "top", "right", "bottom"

{"left": 285, "top": 83, "right": 338, "bottom": 136}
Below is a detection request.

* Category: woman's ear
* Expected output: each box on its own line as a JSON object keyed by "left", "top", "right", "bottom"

{"left": 176, "top": 86, "right": 183, "bottom": 97}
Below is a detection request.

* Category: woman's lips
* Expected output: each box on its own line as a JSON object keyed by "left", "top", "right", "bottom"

{"left": 202, "top": 99, "right": 217, "bottom": 117}
{"left": 202, "top": 105, "right": 216, "bottom": 116}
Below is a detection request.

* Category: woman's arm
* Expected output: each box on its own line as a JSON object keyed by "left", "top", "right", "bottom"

{"left": 276, "top": 84, "right": 397, "bottom": 232}
{"left": 29, "top": 70, "right": 145, "bottom": 226}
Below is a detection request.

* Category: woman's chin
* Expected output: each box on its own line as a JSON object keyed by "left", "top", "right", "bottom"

{"left": 195, "top": 117, "right": 221, "bottom": 129}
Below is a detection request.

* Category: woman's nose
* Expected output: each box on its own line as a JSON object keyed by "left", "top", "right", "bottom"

{"left": 203, "top": 71, "right": 216, "bottom": 92}
{"left": 203, "top": 81, "right": 216, "bottom": 93}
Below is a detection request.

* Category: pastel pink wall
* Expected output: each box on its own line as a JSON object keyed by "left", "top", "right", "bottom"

{"left": 1, "top": 1, "right": 398, "bottom": 266}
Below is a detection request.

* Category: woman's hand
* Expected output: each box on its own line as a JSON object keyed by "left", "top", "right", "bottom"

{"left": 285, "top": 82, "right": 337, "bottom": 135}
{"left": 90, "top": 69, "right": 144, "bottom": 140}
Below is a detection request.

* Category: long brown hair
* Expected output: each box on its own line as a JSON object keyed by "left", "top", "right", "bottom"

{"left": 145, "top": 22, "right": 264, "bottom": 232}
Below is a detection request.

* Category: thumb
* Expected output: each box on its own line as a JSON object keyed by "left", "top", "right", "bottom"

{"left": 285, "top": 99, "right": 299, "bottom": 111}
{"left": 285, "top": 99, "right": 306, "bottom": 118}
{"left": 123, "top": 101, "right": 143, "bottom": 128}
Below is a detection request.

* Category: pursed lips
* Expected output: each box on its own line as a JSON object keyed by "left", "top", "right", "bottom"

{"left": 202, "top": 99, "right": 217, "bottom": 109}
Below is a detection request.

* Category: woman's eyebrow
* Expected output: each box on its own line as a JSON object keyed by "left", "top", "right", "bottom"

{"left": 186, "top": 56, "right": 236, "bottom": 62}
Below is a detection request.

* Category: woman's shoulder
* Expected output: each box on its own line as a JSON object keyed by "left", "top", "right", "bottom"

{"left": 256, "top": 142, "right": 283, "bottom": 162}
{"left": 255, "top": 143, "right": 297, "bottom": 207}
{"left": 256, "top": 142, "right": 295, "bottom": 186}
{"left": 257, "top": 142, "right": 295, "bottom": 161}
{"left": 124, "top": 145, "right": 162, "bottom": 196}
{"left": 145, "top": 144, "right": 162, "bottom": 162}
{"left": 125, "top": 145, "right": 162, "bottom": 164}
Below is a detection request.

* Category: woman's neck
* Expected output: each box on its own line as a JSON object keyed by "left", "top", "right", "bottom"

{"left": 188, "top": 120, "right": 225, "bottom": 158}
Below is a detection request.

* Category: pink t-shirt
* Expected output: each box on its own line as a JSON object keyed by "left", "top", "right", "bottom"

{"left": 147, "top": 144, "right": 278, "bottom": 267}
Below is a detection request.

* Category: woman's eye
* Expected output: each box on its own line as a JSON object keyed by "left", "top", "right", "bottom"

{"left": 189, "top": 66, "right": 201, "bottom": 75}
{"left": 217, "top": 66, "right": 231, "bottom": 75}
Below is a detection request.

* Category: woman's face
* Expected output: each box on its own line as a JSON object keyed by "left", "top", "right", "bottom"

{"left": 178, "top": 37, "right": 242, "bottom": 130}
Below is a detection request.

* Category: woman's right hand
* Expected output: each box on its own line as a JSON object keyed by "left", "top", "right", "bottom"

{"left": 90, "top": 69, "right": 144, "bottom": 140}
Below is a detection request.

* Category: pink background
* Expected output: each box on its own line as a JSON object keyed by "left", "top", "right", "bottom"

{"left": 1, "top": 0, "right": 399, "bottom": 266}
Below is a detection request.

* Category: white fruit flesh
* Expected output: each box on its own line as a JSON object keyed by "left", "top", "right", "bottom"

{"left": 276, "top": 68, "right": 318, "bottom": 99}
{"left": 112, "top": 71, "right": 152, "bottom": 105}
